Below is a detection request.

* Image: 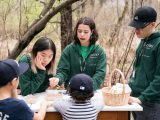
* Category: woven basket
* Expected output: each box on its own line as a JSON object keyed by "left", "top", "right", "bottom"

{"left": 102, "top": 69, "right": 130, "bottom": 106}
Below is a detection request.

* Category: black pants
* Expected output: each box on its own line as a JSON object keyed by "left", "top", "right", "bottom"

{"left": 132, "top": 102, "right": 160, "bottom": 120}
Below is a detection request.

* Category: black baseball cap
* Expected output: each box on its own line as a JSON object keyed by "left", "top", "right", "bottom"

{"left": 0, "top": 59, "right": 29, "bottom": 87}
{"left": 129, "top": 6, "right": 157, "bottom": 29}
{"left": 69, "top": 73, "right": 93, "bottom": 93}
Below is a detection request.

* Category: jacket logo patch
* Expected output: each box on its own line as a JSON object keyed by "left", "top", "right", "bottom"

{"left": 89, "top": 53, "right": 99, "bottom": 58}
{"left": 142, "top": 55, "right": 150, "bottom": 58}
{"left": 146, "top": 44, "right": 153, "bottom": 49}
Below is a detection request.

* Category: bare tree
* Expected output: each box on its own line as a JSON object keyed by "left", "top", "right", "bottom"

{"left": 0, "top": 0, "right": 15, "bottom": 39}
{"left": 108, "top": 0, "right": 129, "bottom": 71}
{"left": 61, "top": 5, "right": 73, "bottom": 50}
{"left": 9, "top": 0, "right": 80, "bottom": 59}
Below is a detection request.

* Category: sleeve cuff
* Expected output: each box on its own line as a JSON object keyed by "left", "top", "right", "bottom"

{"left": 138, "top": 95, "right": 145, "bottom": 102}
{"left": 48, "top": 74, "right": 54, "bottom": 78}
{"left": 58, "top": 79, "right": 63, "bottom": 86}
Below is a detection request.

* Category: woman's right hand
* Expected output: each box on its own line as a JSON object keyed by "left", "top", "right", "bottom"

{"left": 35, "top": 53, "right": 46, "bottom": 70}
{"left": 128, "top": 96, "right": 142, "bottom": 104}
{"left": 49, "top": 77, "right": 59, "bottom": 88}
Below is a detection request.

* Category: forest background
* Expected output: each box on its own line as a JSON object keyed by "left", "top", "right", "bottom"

{"left": 0, "top": 0, "right": 160, "bottom": 85}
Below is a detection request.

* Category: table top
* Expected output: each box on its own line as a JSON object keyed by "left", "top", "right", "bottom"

{"left": 19, "top": 89, "right": 143, "bottom": 112}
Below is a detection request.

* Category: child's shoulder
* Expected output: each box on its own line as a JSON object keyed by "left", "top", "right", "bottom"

{"left": 0, "top": 98, "right": 27, "bottom": 108}
{"left": 0, "top": 98, "right": 34, "bottom": 119}
{"left": 53, "top": 97, "right": 73, "bottom": 108}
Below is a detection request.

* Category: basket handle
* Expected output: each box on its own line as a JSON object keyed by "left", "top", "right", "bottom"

{"left": 109, "top": 69, "right": 125, "bottom": 94}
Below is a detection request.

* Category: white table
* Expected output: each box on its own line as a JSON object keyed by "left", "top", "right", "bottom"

{"left": 21, "top": 90, "right": 142, "bottom": 120}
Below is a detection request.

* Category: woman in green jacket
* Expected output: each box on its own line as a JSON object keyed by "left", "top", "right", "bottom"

{"left": 50, "top": 17, "right": 107, "bottom": 90}
{"left": 19, "top": 37, "right": 56, "bottom": 96}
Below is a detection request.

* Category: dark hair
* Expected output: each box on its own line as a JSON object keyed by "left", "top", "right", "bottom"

{"left": 73, "top": 17, "right": 98, "bottom": 45}
{"left": 68, "top": 87, "right": 94, "bottom": 101}
{"left": 31, "top": 37, "right": 56, "bottom": 71}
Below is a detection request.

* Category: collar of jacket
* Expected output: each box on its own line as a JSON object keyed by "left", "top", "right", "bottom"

{"left": 142, "top": 31, "right": 160, "bottom": 42}
{"left": 72, "top": 42, "right": 99, "bottom": 54}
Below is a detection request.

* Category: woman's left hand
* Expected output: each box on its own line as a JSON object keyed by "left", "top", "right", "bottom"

{"left": 35, "top": 53, "right": 46, "bottom": 70}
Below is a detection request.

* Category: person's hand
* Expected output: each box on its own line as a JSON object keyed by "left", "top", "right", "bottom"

{"left": 128, "top": 96, "right": 142, "bottom": 104}
{"left": 41, "top": 100, "right": 52, "bottom": 108}
{"left": 49, "top": 77, "right": 59, "bottom": 88}
{"left": 35, "top": 53, "right": 46, "bottom": 70}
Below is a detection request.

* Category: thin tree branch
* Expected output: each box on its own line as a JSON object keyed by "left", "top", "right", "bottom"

{"left": 40, "top": 0, "right": 56, "bottom": 17}
{"left": 36, "top": 0, "right": 46, "bottom": 6}
{"left": 72, "top": 0, "right": 87, "bottom": 12}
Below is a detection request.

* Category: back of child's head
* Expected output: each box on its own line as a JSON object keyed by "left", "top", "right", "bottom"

{"left": 0, "top": 59, "right": 29, "bottom": 87}
{"left": 68, "top": 73, "right": 94, "bottom": 101}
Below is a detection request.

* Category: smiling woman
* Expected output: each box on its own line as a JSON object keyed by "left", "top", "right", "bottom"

{"left": 18, "top": 37, "right": 57, "bottom": 96}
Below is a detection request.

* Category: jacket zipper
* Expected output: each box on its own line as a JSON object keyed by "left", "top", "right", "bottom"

{"left": 79, "top": 50, "right": 95, "bottom": 72}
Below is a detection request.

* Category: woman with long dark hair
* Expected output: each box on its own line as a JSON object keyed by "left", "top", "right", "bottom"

{"left": 19, "top": 37, "right": 56, "bottom": 96}
{"left": 50, "top": 17, "right": 107, "bottom": 90}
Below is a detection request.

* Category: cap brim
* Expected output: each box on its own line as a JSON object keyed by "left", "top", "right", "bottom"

{"left": 18, "top": 62, "right": 29, "bottom": 75}
{"left": 129, "top": 20, "right": 147, "bottom": 29}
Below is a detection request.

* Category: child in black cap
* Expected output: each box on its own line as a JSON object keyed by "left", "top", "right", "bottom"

{"left": 128, "top": 6, "right": 160, "bottom": 120}
{"left": 0, "top": 59, "right": 49, "bottom": 120}
{"left": 53, "top": 73, "right": 104, "bottom": 120}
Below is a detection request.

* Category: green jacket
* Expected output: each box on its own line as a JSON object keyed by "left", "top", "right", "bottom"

{"left": 129, "top": 31, "right": 160, "bottom": 103}
{"left": 56, "top": 42, "right": 107, "bottom": 90}
{"left": 18, "top": 55, "right": 53, "bottom": 96}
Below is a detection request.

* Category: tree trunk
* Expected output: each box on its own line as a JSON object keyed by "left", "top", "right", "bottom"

{"left": 60, "top": 5, "right": 73, "bottom": 50}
